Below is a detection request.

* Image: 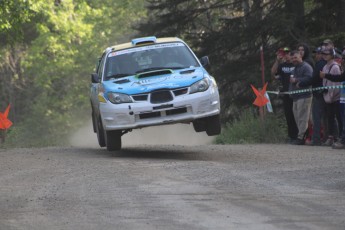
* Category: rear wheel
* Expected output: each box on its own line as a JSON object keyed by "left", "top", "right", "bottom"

{"left": 105, "top": 130, "right": 122, "bottom": 151}
{"left": 206, "top": 114, "right": 221, "bottom": 136}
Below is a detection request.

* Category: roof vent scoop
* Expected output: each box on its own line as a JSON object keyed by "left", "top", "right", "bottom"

{"left": 131, "top": 36, "right": 157, "bottom": 46}
{"left": 137, "top": 69, "right": 172, "bottom": 79}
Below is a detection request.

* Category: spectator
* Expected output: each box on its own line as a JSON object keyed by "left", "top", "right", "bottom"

{"left": 300, "top": 47, "right": 327, "bottom": 145}
{"left": 297, "top": 43, "right": 315, "bottom": 142}
{"left": 320, "top": 48, "right": 343, "bottom": 146}
{"left": 321, "top": 39, "right": 342, "bottom": 67}
{"left": 322, "top": 39, "right": 334, "bottom": 50}
{"left": 289, "top": 50, "right": 313, "bottom": 145}
{"left": 320, "top": 51, "right": 345, "bottom": 149}
{"left": 297, "top": 43, "right": 315, "bottom": 69}
{"left": 334, "top": 48, "right": 343, "bottom": 66}
{"left": 321, "top": 39, "right": 342, "bottom": 66}
{"left": 341, "top": 48, "right": 345, "bottom": 69}
{"left": 271, "top": 47, "right": 298, "bottom": 143}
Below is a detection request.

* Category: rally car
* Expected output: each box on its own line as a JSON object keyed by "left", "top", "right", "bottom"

{"left": 90, "top": 36, "right": 221, "bottom": 151}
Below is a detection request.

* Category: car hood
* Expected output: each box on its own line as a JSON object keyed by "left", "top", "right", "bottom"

{"left": 102, "top": 68, "right": 206, "bottom": 95}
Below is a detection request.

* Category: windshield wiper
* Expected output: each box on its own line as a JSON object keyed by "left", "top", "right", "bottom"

{"left": 105, "top": 73, "right": 133, "bottom": 80}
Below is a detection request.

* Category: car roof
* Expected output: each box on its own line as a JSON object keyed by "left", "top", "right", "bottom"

{"left": 105, "top": 37, "right": 182, "bottom": 53}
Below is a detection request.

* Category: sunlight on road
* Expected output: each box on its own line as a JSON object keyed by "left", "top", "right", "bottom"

{"left": 69, "top": 120, "right": 214, "bottom": 148}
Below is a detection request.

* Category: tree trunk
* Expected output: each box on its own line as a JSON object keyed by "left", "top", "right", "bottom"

{"left": 284, "top": 0, "right": 305, "bottom": 39}
{"left": 242, "top": 0, "right": 250, "bottom": 16}
{"left": 338, "top": 0, "right": 345, "bottom": 30}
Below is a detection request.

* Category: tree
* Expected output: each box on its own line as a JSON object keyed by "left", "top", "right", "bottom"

{"left": 0, "top": 0, "right": 44, "bottom": 125}
{"left": 137, "top": 0, "right": 345, "bottom": 123}
{"left": 138, "top": 0, "right": 297, "bottom": 121}
{"left": 305, "top": 0, "right": 345, "bottom": 46}
{"left": 0, "top": 0, "right": 34, "bottom": 45}
{"left": 1, "top": 0, "right": 147, "bottom": 146}
{"left": 284, "top": 0, "right": 305, "bottom": 39}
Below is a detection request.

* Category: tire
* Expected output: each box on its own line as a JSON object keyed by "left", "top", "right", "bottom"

{"left": 96, "top": 116, "right": 106, "bottom": 147}
{"left": 105, "top": 130, "right": 122, "bottom": 151}
{"left": 91, "top": 109, "right": 97, "bottom": 133}
{"left": 206, "top": 114, "right": 221, "bottom": 136}
{"left": 192, "top": 119, "right": 206, "bottom": 132}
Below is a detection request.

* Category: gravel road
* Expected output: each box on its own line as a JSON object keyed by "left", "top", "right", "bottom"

{"left": 0, "top": 125, "right": 345, "bottom": 230}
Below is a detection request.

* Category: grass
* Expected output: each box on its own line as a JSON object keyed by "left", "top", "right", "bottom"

{"left": 1, "top": 107, "right": 287, "bottom": 148}
{"left": 215, "top": 108, "right": 287, "bottom": 144}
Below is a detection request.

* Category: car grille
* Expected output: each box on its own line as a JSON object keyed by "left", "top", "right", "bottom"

{"left": 173, "top": 88, "right": 188, "bottom": 96}
{"left": 131, "top": 88, "right": 188, "bottom": 103}
{"left": 150, "top": 90, "right": 173, "bottom": 104}
{"left": 166, "top": 107, "right": 187, "bottom": 115}
{"left": 139, "top": 111, "right": 161, "bottom": 119}
{"left": 132, "top": 94, "right": 148, "bottom": 101}
{"left": 138, "top": 107, "right": 188, "bottom": 120}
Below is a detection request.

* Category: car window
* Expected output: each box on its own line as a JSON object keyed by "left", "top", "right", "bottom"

{"left": 97, "top": 54, "right": 106, "bottom": 80}
{"left": 103, "top": 42, "right": 200, "bottom": 80}
{"left": 95, "top": 58, "right": 101, "bottom": 73}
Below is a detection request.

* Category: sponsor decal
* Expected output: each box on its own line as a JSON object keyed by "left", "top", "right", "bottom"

{"left": 108, "top": 42, "right": 184, "bottom": 57}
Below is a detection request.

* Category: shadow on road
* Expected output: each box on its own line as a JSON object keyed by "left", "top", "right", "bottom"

{"left": 112, "top": 146, "right": 206, "bottom": 161}
{"left": 77, "top": 144, "right": 234, "bottom": 162}
{"left": 53, "top": 145, "right": 210, "bottom": 161}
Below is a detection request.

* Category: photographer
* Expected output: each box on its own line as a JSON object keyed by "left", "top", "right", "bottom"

{"left": 271, "top": 47, "right": 298, "bottom": 143}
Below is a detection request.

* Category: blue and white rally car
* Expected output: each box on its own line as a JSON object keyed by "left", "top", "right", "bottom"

{"left": 90, "top": 36, "right": 221, "bottom": 151}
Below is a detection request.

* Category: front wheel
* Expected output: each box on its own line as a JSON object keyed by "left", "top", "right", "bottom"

{"left": 206, "top": 114, "right": 221, "bottom": 136}
{"left": 105, "top": 130, "right": 122, "bottom": 151}
{"left": 96, "top": 116, "right": 106, "bottom": 147}
{"left": 91, "top": 109, "right": 97, "bottom": 133}
{"left": 192, "top": 118, "right": 206, "bottom": 132}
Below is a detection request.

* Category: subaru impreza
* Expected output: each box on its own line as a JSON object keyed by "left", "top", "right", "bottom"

{"left": 90, "top": 36, "right": 221, "bottom": 151}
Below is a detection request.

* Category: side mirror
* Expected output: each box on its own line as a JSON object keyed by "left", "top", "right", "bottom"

{"left": 91, "top": 73, "right": 100, "bottom": 83}
{"left": 199, "top": 56, "right": 210, "bottom": 67}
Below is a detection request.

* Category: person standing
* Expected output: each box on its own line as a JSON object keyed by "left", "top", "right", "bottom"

{"left": 289, "top": 50, "right": 313, "bottom": 145}
{"left": 297, "top": 43, "right": 315, "bottom": 143}
{"left": 271, "top": 47, "right": 298, "bottom": 143}
{"left": 320, "top": 48, "right": 343, "bottom": 146}
{"left": 299, "top": 47, "right": 327, "bottom": 145}
{"left": 321, "top": 39, "right": 334, "bottom": 50}
{"left": 297, "top": 43, "right": 315, "bottom": 69}
{"left": 320, "top": 60, "right": 345, "bottom": 149}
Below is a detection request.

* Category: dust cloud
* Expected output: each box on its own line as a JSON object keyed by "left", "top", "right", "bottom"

{"left": 69, "top": 120, "right": 214, "bottom": 148}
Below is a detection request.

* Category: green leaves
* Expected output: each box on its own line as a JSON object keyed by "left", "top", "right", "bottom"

{"left": 0, "top": 0, "right": 33, "bottom": 45}
{"left": 1, "top": 0, "right": 147, "bottom": 146}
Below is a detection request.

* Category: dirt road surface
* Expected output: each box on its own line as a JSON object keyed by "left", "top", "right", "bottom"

{"left": 1, "top": 125, "right": 345, "bottom": 230}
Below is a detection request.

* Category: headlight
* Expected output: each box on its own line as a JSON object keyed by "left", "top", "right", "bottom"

{"left": 107, "top": 92, "right": 133, "bottom": 104}
{"left": 189, "top": 78, "right": 209, "bottom": 94}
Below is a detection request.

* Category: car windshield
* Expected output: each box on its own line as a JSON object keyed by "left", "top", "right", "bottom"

{"left": 103, "top": 42, "right": 200, "bottom": 80}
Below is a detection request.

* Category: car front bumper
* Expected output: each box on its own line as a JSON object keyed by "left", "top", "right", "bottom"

{"left": 99, "top": 86, "right": 220, "bottom": 131}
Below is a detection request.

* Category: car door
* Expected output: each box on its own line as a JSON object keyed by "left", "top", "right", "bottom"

{"left": 91, "top": 53, "right": 106, "bottom": 113}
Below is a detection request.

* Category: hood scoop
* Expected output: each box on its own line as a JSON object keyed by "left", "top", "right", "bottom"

{"left": 180, "top": 69, "right": 195, "bottom": 74}
{"left": 137, "top": 69, "right": 173, "bottom": 79}
{"left": 113, "top": 79, "right": 130, "bottom": 84}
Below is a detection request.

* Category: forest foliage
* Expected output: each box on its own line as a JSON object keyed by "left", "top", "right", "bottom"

{"left": 1, "top": 0, "right": 345, "bottom": 146}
